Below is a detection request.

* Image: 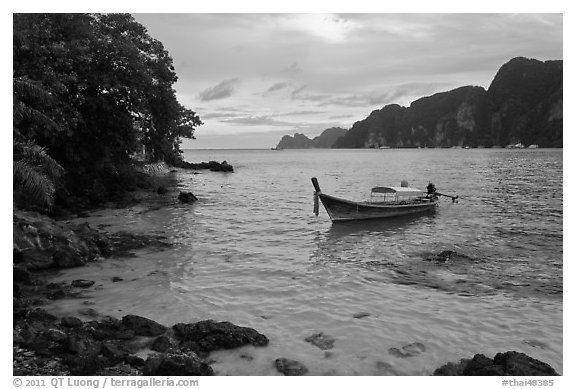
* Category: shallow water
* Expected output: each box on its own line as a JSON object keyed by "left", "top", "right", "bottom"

{"left": 45, "top": 148, "right": 563, "bottom": 375}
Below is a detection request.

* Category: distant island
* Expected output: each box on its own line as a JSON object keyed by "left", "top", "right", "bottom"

{"left": 275, "top": 127, "right": 347, "bottom": 149}
{"left": 276, "top": 57, "right": 562, "bottom": 149}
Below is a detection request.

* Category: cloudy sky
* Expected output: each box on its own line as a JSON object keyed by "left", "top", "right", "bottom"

{"left": 132, "top": 13, "right": 563, "bottom": 149}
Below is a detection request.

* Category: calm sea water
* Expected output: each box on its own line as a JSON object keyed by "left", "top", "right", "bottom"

{"left": 46, "top": 148, "right": 563, "bottom": 375}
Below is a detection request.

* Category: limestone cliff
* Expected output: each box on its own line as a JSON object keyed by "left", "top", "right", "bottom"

{"left": 333, "top": 57, "right": 562, "bottom": 148}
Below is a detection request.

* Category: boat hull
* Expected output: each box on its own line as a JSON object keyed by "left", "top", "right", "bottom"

{"left": 318, "top": 193, "right": 437, "bottom": 222}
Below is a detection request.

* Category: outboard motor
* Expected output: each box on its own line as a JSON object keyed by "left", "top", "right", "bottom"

{"left": 426, "top": 182, "right": 438, "bottom": 200}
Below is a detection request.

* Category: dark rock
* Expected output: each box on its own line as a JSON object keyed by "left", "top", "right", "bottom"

{"left": 112, "top": 276, "right": 124, "bottom": 282}
{"left": 175, "top": 159, "right": 234, "bottom": 172}
{"left": 126, "top": 355, "right": 145, "bottom": 367}
{"left": 72, "top": 279, "right": 95, "bottom": 288}
{"left": 122, "top": 315, "right": 167, "bottom": 337}
{"left": 353, "top": 312, "right": 371, "bottom": 319}
{"left": 388, "top": 342, "right": 426, "bottom": 358}
{"left": 13, "top": 248, "right": 24, "bottom": 263}
{"left": 493, "top": 351, "right": 559, "bottom": 376}
{"left": 64, "top": 334, "right": 102, "bottom": 356}
{"left": 426, "top": 250, "right": 458, "bottom": 263}
{"left": 172, "top": 320, "right": 268, "bottom": 352}
{"left": 304, "top": 332, "right": 335, "bottom": 350}
{"left": 61, "top": 316, "right": 83, "bottom": 328}
{"left": 45, "top": 328, "right": 68, "bottom": 343}
{"left": 433, "top": 359, "right": 470, "bottom": 376}
{"left": 156, "top": 186, "right": 168, "bottom": 195}
{"left": 13, "top": 265, "right": 32, "bottom": 284}
{"left": 463, "top": 354, "right": 504, "bottom": 375}
{"left": 64, "top": 353, "right": 104, "bottom": 375}
{"left": 210, "top": 160, "right": 233, "bottom": 172}
{"left": 14, "top": 284, "right": 21, "bottom": 297}
{"left": 143, "top": 350, "right": 214, "bottom": 376}
{"left": 433, "top": 351, "right": 559, "bottom": 376}
{"left": 178, "top": 340, "right": 207, "bottom": 358}
{"left": 151, "top": 335, "right": 172, "bottom": 352}
{"left": 53, "top": 247, "right": 86, "bottom": 268}
{"left": 13, "top": 212, "right": 109, "bottom": 272}
{"left": 101, "top": 341, "right": 129, "bottom": 364}
{"left": 27, "top": 309, "right": 58, "bottom": 323}
{"left": 88, "top": 317, "right": 135, "bottom": 341}
{"left": 19, "top": 249, "right": 55, "bottom": 270}
{"left": 275, "top": 358, "right": 308, "bottom": 376}
{"left": 177, "top": 192, "right": 198, "bottom": 204}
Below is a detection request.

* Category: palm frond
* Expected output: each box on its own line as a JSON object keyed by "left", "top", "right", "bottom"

{"left": 13, "top": 77, "right": 54, "bottom": 105}
{"left": 14, "top": 140, "right": 64, "bottom": 179}
{"left": 13, "top": 101, "right": 60, "bottom": 130}
{"left": 13, "top": 160, "right": 57, "bottom": 208}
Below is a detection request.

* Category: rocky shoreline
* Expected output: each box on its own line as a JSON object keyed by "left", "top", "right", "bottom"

{"left": 13, "top": 169, "right": 560, "bottom": 376}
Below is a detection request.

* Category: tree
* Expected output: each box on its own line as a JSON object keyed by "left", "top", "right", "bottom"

{"left": 13, "top": 13, "right": 202, "bottom": 204}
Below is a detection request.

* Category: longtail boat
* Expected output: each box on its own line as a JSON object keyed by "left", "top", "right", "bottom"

{"left": 311, "top": 177, "right": 457, "bottom": 223}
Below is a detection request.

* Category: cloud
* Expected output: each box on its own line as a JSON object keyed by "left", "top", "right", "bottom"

{"left": 198, "top": 78, "right": 240, "bottom": 101}
{"left": 201, "top": 111, "right": 244, "bottom": 120}
{"left": 303, "top": 82, "right": 455, "bottom": 108}
{"left": 278, "top": 14, "right": 361, "bottom": 43}
{"left": 329, "top": 114, "right": 356, "bottom": 119}
{"left": 221, "top": 115, "right": 296, "bottom": 127}
{"left": 264, "top": 82, "right": 290, "bottom": 94}
{"left": 283, "top": 62, "right": 303, "bottom": 76}
{"left": 283, "top": 110, "right": 325, "bottom": 116}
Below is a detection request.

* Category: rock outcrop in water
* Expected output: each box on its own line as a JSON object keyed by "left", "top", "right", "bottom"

{"left": 333, "top": 57, "right": 562, "bottom": 148}
{"left": 177, "top": 191, "right": 198, "bottom": 203}
{"left": 276, "top": 127, "right": 348, "bottom": 149}
{"left": 12, "top": 209, "right": 269, "bottom": 376}
{"left": 172, "top": 320, "right": 269, "bottom": 353}
{"left": 174, "top": 159, "right": 234, "bottom": 172}
{"left": 433, "top": 351, "right": 559, "bottom": 376}
{"left": 275, "top": 358, "right": 309, "bottom": 376}
{"left": 13, "top": 292, "right": 269, "bottom": 376}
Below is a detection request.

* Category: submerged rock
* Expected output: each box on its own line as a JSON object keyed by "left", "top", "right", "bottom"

{"left": 177, "top": 192, "right": 198, "bottom": 204}
{"left": 425, "top": 250, "right": 476, "bottom": 264}
{"left": 388, "top": 342, "right": 426, "bottom": 358}
{"left": 71, "top": 279, "right": 95, "bottom": 288}
{"left": 275, "top": 358, "right": 308, "bottom": 376}
{"left": 172, "top": 320, "right": 269, "bottom": 352}
{"left": 433, "top": 351, "right": 559, "bottom": 376}
{"left": 426, "top": 250, "right": 458, "bottom": 263}
{"left": 143, "top": 350, "right": 213, "bottom": 376}
{"left": 304, "top": 332, "right": 336, "bottom": 350}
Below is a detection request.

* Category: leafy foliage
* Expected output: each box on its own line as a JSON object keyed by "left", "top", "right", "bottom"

{"left": 13, "top": 13, "right": 202, "bottom": 205}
